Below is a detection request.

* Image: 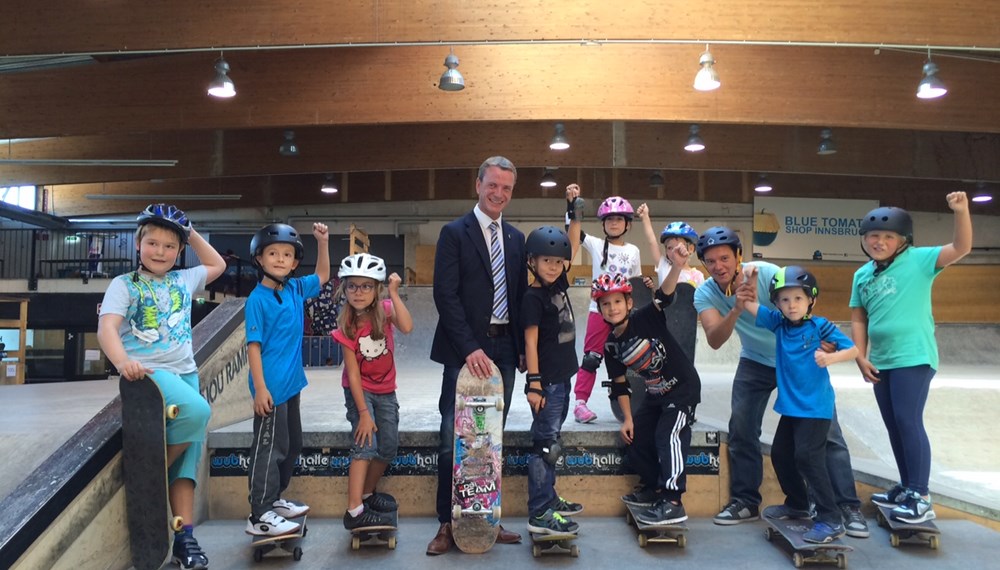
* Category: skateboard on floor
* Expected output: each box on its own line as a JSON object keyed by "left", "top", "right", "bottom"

{"left": 120, "top": 375, "right": 183, "bottom": 570}
{"left": 350, "top": 509, "right": 398, "bottom": 550}
{"left": 250, "top": 514, "right": 307, "bottom": 562}
{"left": 451, "top": 361, "right": 504, "bottom": 554}
{"left": 875, "top": 503, "right": 941, "bottom": 549}
{"left": 763, "top": 511, "right": 852, "bottom": 568}
{"left": 530, "top": 532, "right": 579, "bottom": 557}
{"left": 624, "top": 501, "right": 688, "bottom": 548}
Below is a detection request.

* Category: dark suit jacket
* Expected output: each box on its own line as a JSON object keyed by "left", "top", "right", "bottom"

{"left": 430, "top": 211, "right": 527, "bottom": 367}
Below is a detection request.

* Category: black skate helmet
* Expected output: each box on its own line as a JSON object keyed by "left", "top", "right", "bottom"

{"left": 250, "top": 223, "right": 304, "bottom": 267}
{"left": 696, "top": 226, "right": 742, "bottom": 261}
{"left": 526, "top": 225, "right": 572, "bottom": 260}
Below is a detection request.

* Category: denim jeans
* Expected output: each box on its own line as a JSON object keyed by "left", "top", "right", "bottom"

{"left": 728, "top": 358, "right": 860, "bottom": 507}
{"left": 344, "top": 389, "right": 400, "bottom": 462}
{"left": 527, "top": 381, "right": 570, "bottom": 515}
{"left": 435, "top": 334, "right": 517, "bottom": 523}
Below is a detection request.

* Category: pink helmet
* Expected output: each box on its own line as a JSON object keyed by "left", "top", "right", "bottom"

{"left": 591, "top": 272, "right": 633, "bottom": 300}
{"left": 597, "top": 196, "right": 634, "bottom": 221}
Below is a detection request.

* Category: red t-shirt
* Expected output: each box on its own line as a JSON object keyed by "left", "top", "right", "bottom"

{"left": 333, "top": 300, "right": 397, "bottom": 394}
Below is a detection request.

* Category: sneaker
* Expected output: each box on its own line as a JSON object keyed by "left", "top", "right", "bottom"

{"left": 549, "top": 496, "right": 584, "bottom": 516}
{"left": 574, "top": 401, "right": 597, "bottom": 424}
{"left": 803, "top": 521, "right": 846, "bottom": 544}
{"left": 272, "top": 498, "right": 309, "bottom": 518}
{"left": 343, "top": 506, "right": 395, "bottom": 530}
{"left": 636, "top": 499, "right": 688, "bottom": 525}
{"left": 172, "top": 533, "right": 209, "bottom": 570}
{"left": 245, "top": 511, "right": 301, "bottom": 536}
{"left": 762, "top": 504, "right": 812, "bottom": 520}
{"left": 364, "top": 491, "right": 399, "bottom": 512}
{"left": 871, "top": 483, "right": 907, "bottom": 507}
{"left": 840, "top": 503, "right": 870, "bottom": 538}
{"left": 713, "top": 499, "right": 760, "bottom": 525}
{"left": 890, "top": 490, "right": 936, "bottom": 524}
{"left": 527, "top": 508, "right": 580, "bottom": 535}
{"left": 621, "top": 486, "right": 660, "bottom": 507}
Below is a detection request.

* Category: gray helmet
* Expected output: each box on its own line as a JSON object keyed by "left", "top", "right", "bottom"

{"left": 250, "top": 223, "right": 304, "bottom": 266}
{"left": 696, "top": 226, "right": 742, "bottom": 261}
{"left": 770, "top": 265, "right": 819, "bottom": 303}
{"left": 525, "top": 225, "right": 572, "bottom": 260}
{"left": 860, "top": 207, "right": 913, "bottom": 244}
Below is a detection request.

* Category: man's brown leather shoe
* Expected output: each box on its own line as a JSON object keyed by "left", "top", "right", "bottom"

{"left": 426, "top": 522, "right": 453, "bottom": 555}
{"left": 496, "top": 524, "right": 522, "bottom": 544}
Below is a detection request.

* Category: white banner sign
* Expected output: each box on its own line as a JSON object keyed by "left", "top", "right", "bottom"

{"left": 752, "top": 196, "right": 878, "bottom": 262}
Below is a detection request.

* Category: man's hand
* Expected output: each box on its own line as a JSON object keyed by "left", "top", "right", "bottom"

{"left": 465, "top": 349, "right": 495, "bottom": 380}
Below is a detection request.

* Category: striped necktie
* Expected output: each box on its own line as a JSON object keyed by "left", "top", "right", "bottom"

{"left": 489, "top": 221, "right": 508, "bottom": 321}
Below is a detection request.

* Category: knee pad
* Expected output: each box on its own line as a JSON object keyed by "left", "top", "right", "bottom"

{"left": 534, "top": 439, "right": 563, "bottom": 466}
{"left": 581, "top": 351, "right": 603, "bottom": 373}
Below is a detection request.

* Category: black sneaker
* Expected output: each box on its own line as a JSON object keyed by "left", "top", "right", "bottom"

{"left": 548, "top": 496, "right": 584, "bottom": 516}
{"left": 526, "top": 508, "right": 579, "bottom": 535}
{"left": 172, "top": 532, "right": 209, "bottom": 570}
{"left": 840, "top": 503, "right": 870, "bottom": 538}
{"left": 890, "top": 490, "right": 936, "bottom": 524}
{"left": 762, "top": 504, "right": 812, "bottom": 520}
{"left": 636, "top": 499, "right": 688, "bottom": 525}
{"left": 621, "top": 486, "right": 659, "bottom": 507}
{"left": 713, "top": 499, "right": 760, "bottom": 525}
{"left": 343, "top": 507, "right": 395, "bottom": 530}
{"left": 364, "top": 491, "right": 399, "bottom": 512}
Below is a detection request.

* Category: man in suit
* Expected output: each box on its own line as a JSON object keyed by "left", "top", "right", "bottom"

{"left": 426, "top": 156, "right": 528, "bottom": 555}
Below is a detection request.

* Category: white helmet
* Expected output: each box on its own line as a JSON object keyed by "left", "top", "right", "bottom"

{"left": 338, "top": 253, "right": 386, "bottom": 281}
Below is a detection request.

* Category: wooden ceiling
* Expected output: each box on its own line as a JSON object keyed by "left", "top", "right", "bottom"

{"left": 1, "top": 1, "right": 998, "bottom": 220}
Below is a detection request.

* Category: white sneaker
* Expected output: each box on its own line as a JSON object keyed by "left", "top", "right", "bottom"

{"left": 245, "top": 511, "right": 301, "bottom": 536}
{"left": 272, "top": 498, "right": 310, "bottom": 518}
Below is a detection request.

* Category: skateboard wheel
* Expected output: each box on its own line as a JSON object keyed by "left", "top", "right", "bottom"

{"left": 638, "top": 534, "right": 648, "bottom": 547}
{"left": 676, "top": 533, "right": 687, "bottom": 548}
{"left": 928, "top": 534, "right": 939, "bottom": 550}
{"left": 253, "top": 548, "right": 264, "bottom": 562}
{"left": 793, "top": 552, "right": 805, "bottom": 568}
{"left": 625, "top": 511, "right": 632, "bottom": 524}
{"left": 890, "top": 533, "right": 900, "bottom": 548}
{"left": 293, "top": 546, "right": 302, "bottom": 561}
{"left": 166, "top": 404, "right": 179, "bottom": 419}
{"left": 452, "top": 504, "right": 462, "bottom": 520}
{"left": 171, "top": 516, "right": 184, "bottom": 531}
{"left": 532, "top": 544, "right": 541, "bottom": 557}
{"left": 570, "top": 544, "right": 579, "bottom": 557}
{"left": 388, "top": 535, "right": 397, "bottom": 549}
{"left": 764, "top": 527, "right": 774, "bottom": 542}
{"left": 492, "top": 505, "right": 501, "bottom": 519}
{"left": 836, "top": 552, "right": 847, "bottom": 569}
{"left": 495, "top": 397, "right": 504, "bottom": 412}
{"left": 352, "top": 535, "right": 361, "bottom": 550}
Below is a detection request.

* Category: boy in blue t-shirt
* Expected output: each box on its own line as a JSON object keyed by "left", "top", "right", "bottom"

{"left": 739, "top": 265, "right": 858, "bottom": 544}
{"left": 244, "top": 222, "right": 330, "bottom": 536}
{"left": 99, "top": 204, "right": 227, "bottom": 569}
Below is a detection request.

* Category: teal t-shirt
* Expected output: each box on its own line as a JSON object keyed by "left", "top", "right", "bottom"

{"left": 694, "top": 261, "right": 779, "bottom": 367}
{"left": 849, "top": 246, "right": 943, "bottom": 370}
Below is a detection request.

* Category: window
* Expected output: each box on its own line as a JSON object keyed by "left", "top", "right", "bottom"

{"left": 1, "top": 185, "right": 36, "bottom": 209}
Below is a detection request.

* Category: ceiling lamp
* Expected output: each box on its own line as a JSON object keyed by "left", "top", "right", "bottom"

{"left": 817, "top": 128, "right": 838, "bottom": 155}
{"left": 207, "top": 56, "right": 236, "bottom": 98}
{"left": 279, "top": 131, "right": 299, "bottom": 157}
{"left": 321, "top": 175, "right": 338, "bottom": 194}
{"left": 693, "top": 45, "right": 720, "bottom": 91}
{"left": 649, "top": 170, "right": 665, "bottom": 187}
{"left": 754, "top": 173, "right": 773, "bottom": 193}
{"left": 549, "top": 123, "right": 570, "bottom": 150}
{"left": 916, "top": 52, "right": 947, "bottom": 99}
{"left": 438, "top": 50, "right": 465, "bottom": 92}
{"left": 684, "top": 124, "right": 705, "bottom": 152}
{"left": 540, "top": 169, "right": 558, "bottom": 188}
{"left": 972, "top": 181, "right": 993, "bottom": 203}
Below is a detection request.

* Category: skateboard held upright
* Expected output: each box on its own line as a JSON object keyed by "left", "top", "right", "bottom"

{"left": 875, "top": 503, "right": 940, "bottom": 549}
{"left": 120, "top": 375, "right": 183, "bottom": 570}
{"left": 451, "top": 361, "right": 504, "bottom": 553}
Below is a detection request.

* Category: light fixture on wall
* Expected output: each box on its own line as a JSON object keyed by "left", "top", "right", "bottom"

{"left": 817, "top": 128, "right": 838, "bottom": 155}
{"left": 649, "top": 170, "right": 665, "bottom": 187}
{"left": 279, "top": 130, "right": 299, "bottom": 157}
{"left": 549, "top": 123, "right": 570, "bottom": 150}
{"left": 438, "top": 49, "right": 465, "bottom": 92}
{"left": 540, "top": 168, "right": 557, "bottom": 188}
{"left": 684, "top": 124, "right": 705, "bottom": 152}
{"left": 972, "top": 181, "right": 993, "bottom": 203}
{"left": 693, "top": 45, "right": 721, "bottom": 91}
{"left": 754, "top": 173, "right": 773, "bottom": 193}
{"left": 916, "top": 51, "right": 947, "bottom": 99}
{"left": 320, "top": 174, "right": 338, "bottom": 194}
{"left": 207, "top": 55, "right": 236, "bottom": 98}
